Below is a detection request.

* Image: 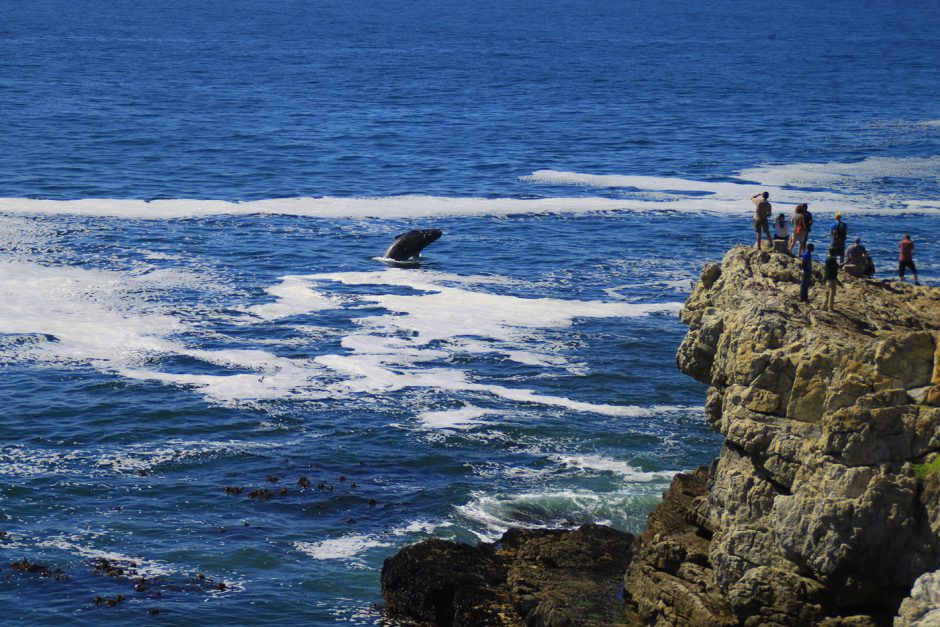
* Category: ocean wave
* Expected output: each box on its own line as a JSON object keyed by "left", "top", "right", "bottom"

{"left": 454, "top": 488, "right": 670, "bottom": 541}
{"left": 294, "top": 520, "right": 447, "bottom": 567}
{"left": 551, "top": 454, "right": 678, "bottom": 481}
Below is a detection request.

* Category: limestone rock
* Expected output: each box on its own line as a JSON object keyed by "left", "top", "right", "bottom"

{"left": 658, "top": 247, "right": 940, "bottom": 625}
{"left": 896, "top": 569, "right": 940, "bottom": 626}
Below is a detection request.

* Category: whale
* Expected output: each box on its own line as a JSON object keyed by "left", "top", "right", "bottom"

{"left": 383, "top": 229, "right": 442, "bottom": 261}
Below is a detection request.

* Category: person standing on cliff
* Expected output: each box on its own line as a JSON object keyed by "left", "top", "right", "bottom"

{"left": 898, "top": 234, "right": 920, "bottom": 285}
{"left": 829, "top": 213, "right": 848, "bottom": 264}
{"left": 752, "top": 192, "right": 772, "bottom": 250}
{"left": 824, "top": 247, "right": 841, "bottom": 311}
{"left": 800, "top": 243, "right": 814, "bottom": 302}
{"left": 789, "top": 204, "right": 808, "bottom": 256}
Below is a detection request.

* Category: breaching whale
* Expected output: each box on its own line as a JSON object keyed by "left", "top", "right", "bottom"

{"left": 383, "top": 229, "right": 442, "bottom": 261}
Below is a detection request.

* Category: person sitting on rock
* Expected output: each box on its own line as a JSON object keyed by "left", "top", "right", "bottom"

{"left": 843, "top": 237, "right": 874, "bottom": 278}
{"left": 772, "top": 213, "right": 790, "bottom": 252}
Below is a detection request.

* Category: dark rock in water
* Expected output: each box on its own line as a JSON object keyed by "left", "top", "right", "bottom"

{"left": 381, "top": 524, "right": 634, "bottom": 626}
{"left": 381, "top": 537, "right": 506, "bottom": 625}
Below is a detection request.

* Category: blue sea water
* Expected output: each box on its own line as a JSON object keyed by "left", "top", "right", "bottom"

{"left": 0, "top": 0, "right": 938, "bottom": 624}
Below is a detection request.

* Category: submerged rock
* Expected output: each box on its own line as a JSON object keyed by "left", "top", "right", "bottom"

{"left": 381, "top": 524, "right": 634, "bottom": 626}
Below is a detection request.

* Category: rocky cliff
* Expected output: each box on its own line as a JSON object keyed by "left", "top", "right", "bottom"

{"left": 625, "top": 246, "right": 940, "bottom": 626}
{"left": 381, "top": 246, "right": 940, "bottom": 626}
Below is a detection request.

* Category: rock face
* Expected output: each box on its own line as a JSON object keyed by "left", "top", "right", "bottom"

{"left": 381, "top": 524, "right": 634, "bottom": 626}
{"left": 626, "top": 247, "right": 940, "bottom": 626}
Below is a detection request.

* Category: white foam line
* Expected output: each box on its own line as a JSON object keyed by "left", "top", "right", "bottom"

{"left": 523, "top": 170, "right": 763, "bottom": 196}
{"left": 738, "top": 156, "right": 940, "bottom": 188}
{"left": 524, "top": 158, "right": 940, "bottom": 215}
{"left": 3, "top": 175, "right": 938, "bottom": 220}
{"left": 0, "top": 195, "right": 633, "bottom": 219}
{"left": 552, "top": 454, "right": 678, "bottom": 481}
{"left": 416, "top": 405, "right": 495, "bottom": 430}
{"left": 244, "top": 276, "right": 341, "bottom": 321}
{"left": 294, "top": 535, "right": 391, "bottom": 561}
{"left": 294, "top": 520, "right": 450, "bottom": 563}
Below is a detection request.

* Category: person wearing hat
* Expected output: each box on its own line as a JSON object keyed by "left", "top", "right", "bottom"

{"left": 829, "top": 212, "right": 848, "bottom": 264}
{"left": 844, "top": 237, "right": 874, "bottom": 278}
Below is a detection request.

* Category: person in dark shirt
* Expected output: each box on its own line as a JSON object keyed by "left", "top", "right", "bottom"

{"left": 824, "top": 247, "right": 841, "bottom": 311}
{"left": 898, "top": 234, "right": 920, "bottom": 285}
{"left": 829, "top": 213, "right": 848, "bottom": 264}
{"left": 800, "top": 243, "right": 815, "bottom": 303}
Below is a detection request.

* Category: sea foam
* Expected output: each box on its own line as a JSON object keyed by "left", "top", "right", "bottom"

{"left": 3, "top": 156, "right": 939, "bottom": 221}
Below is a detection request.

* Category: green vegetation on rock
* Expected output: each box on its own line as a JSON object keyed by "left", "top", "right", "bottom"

{"left": 914, "top": 455, "right": 940, "bottom": 480}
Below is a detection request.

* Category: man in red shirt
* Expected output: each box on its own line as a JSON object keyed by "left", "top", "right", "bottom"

{"left": 898, "top": 234, "right": 920, "bottom": 285}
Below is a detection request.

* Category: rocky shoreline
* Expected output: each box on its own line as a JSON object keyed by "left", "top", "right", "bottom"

{"left": 381, "top": 246, "right": 940, "bottom": 626}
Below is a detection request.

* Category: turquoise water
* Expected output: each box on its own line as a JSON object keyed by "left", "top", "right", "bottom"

{"left": 1, "top": 0, "right": 938, "bottom": 623}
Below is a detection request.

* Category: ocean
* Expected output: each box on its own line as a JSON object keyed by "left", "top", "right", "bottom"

{"left": 1, "top": 0, "right": 938, "bottom": 623}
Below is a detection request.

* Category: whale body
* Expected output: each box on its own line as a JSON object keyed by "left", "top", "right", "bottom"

{"left": 383, "top": 229, "right": 442, "bottom": 261}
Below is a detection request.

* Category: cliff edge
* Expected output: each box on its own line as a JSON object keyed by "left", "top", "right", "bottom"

{"left": 625, "top": 246, "right": 940, "bottom": 626}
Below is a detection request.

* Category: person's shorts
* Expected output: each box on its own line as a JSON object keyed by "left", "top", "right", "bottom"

{"left": 899, "top": 260, "right": 917, "bottom": 275}
{"left": 753, "top": 218, "right": 769, "bottom": 233}
{"left": 831, "top": 240, "right": 845, "bottom": 255}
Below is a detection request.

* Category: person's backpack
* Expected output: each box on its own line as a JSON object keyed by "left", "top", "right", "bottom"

{"left": 805, "top": 210, "right": 814, "bottom": 229}
{"left": 757, "top": 200, "right": 771, "bottom": 219}
{"left": 834, "top": 221, "right": 847, "bottom": 240}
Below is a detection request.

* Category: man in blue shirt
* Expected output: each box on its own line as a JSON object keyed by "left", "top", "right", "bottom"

{"left": 829, "top": 213, "right": 848, "bottom": 264}
{"left": 800, "top": 243, "right": 815, "bottom": 302}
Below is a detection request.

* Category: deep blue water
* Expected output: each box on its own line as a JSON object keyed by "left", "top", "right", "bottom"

{"left": 0, "top": 0, "right": 938, "bottom": 624}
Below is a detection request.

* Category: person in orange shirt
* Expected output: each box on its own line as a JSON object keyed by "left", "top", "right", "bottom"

{"left": 789, "top": 204, "right": 808, "bottom": 256}
{"left": 898, "top": 234, "right": 920, "bottom": 285}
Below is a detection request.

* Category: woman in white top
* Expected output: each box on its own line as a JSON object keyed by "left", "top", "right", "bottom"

{"left": 773, "top": 213, "right": 790, "bottom": 240}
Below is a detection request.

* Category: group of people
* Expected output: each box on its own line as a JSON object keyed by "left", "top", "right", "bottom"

{"left": 751, "top": 191, "right": 921, "bottom": 311}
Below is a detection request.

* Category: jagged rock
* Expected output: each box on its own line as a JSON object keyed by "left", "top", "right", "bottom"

{"left": 381, "top": 538, "right": 508, "bottom": 625}
{"left": 629, "top": 247, "right": 940, "bottom": 626}
{"left": 382, "top": 525, "right": 634, "bottom": 626}
{"left": 895, "top": 569, "right": 940, "bottom": 626}
{"left": 624, "top": 467, "right": 737, "bottom": 626}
